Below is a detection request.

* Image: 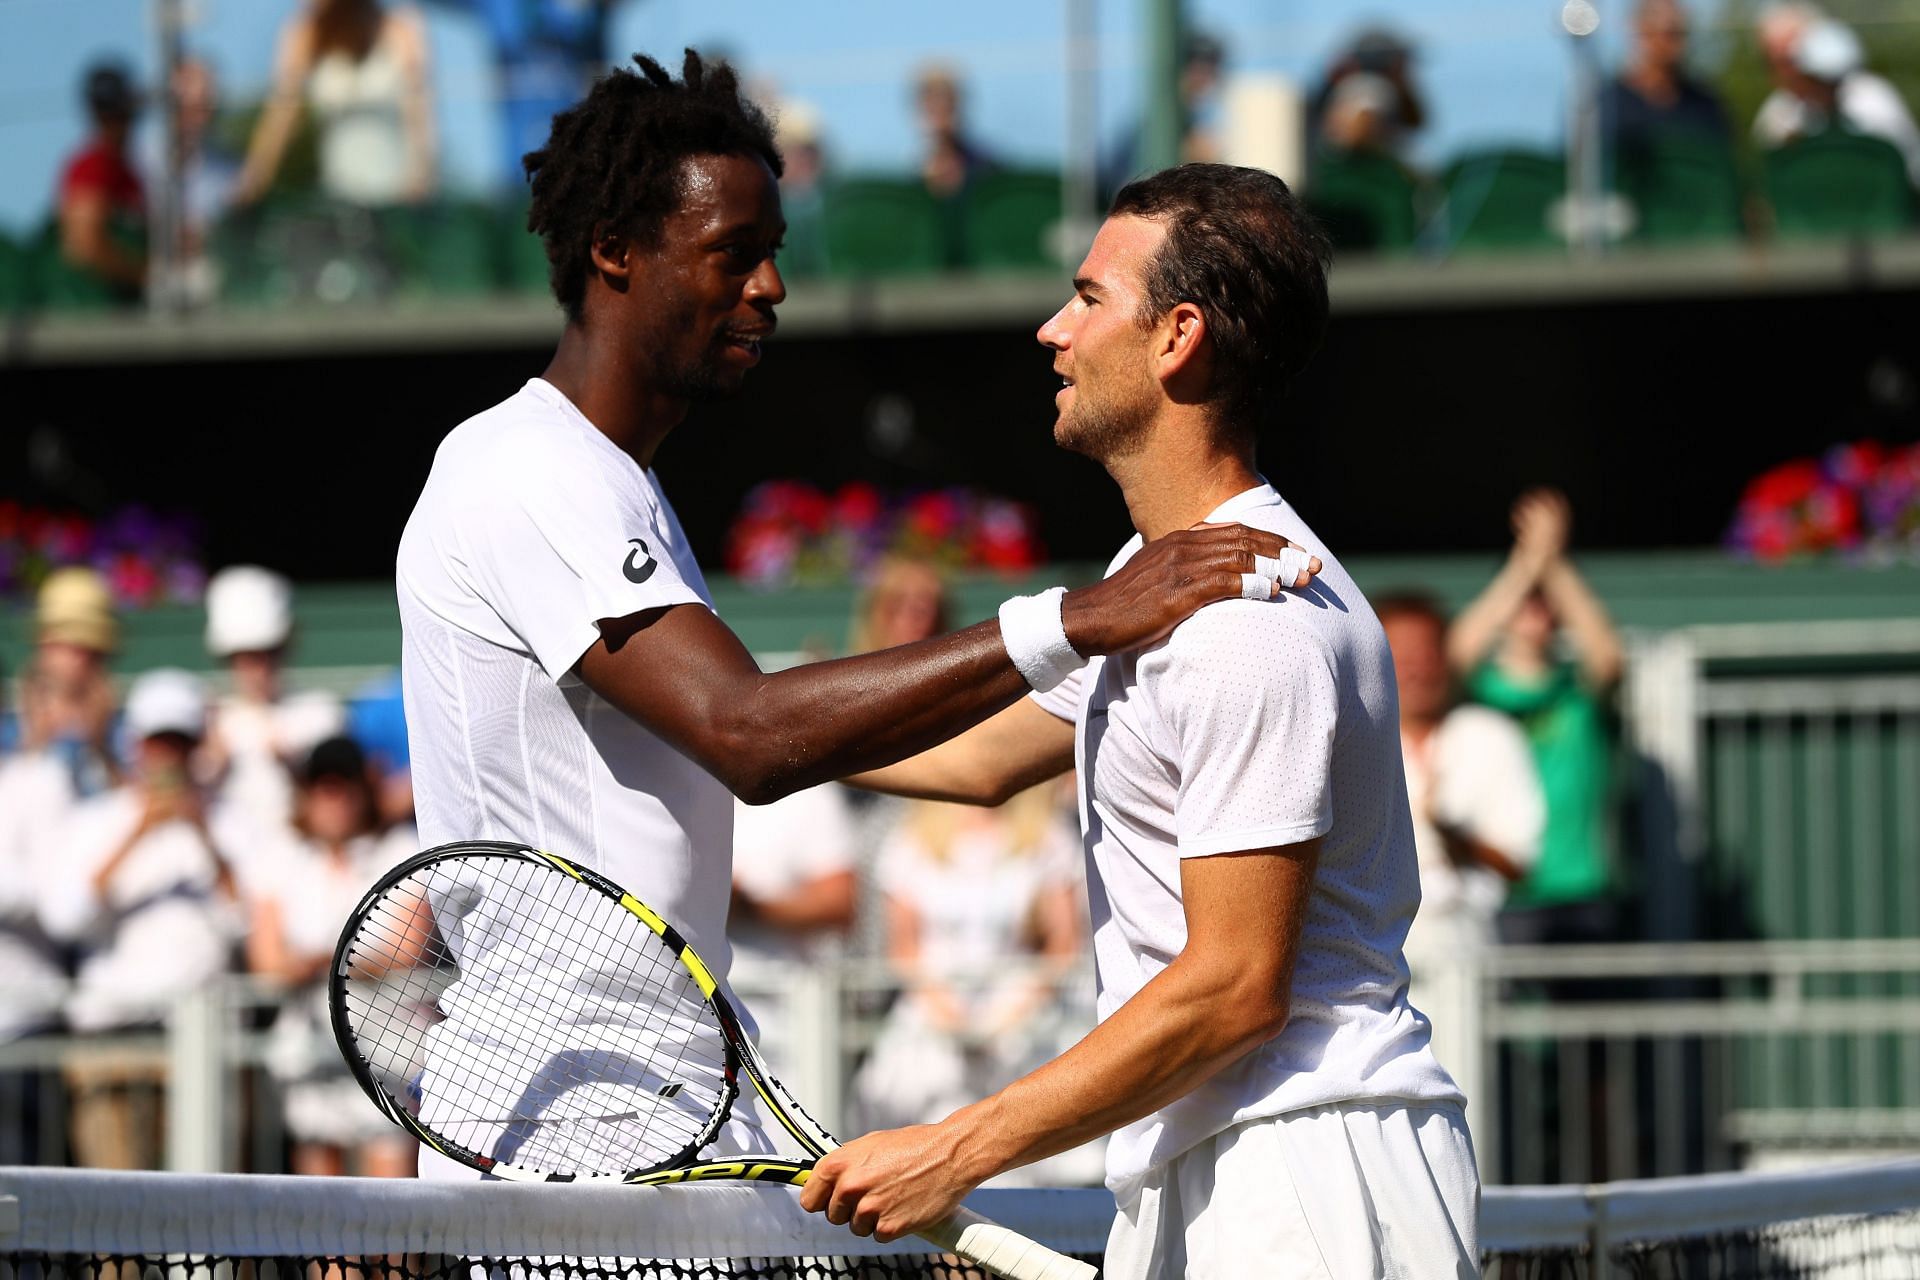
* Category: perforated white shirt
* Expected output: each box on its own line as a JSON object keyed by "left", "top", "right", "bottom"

{"left": 1031, "top": 482, "right": 1461, "bottom": 1201}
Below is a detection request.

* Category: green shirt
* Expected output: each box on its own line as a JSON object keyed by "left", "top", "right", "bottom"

{"left": 1466, "top": 661, "right": 1613, "bottom": 909}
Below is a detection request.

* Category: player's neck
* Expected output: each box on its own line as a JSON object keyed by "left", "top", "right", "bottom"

{"left": 542, "top": 329, "right": 688, "bottom": 469}
{"left": 1110, "top": 434, "right": 1263, "bottom": 542}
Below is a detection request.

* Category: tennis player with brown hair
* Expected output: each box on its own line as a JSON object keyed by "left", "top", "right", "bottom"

{"left": 801, "top": 165, "right": 1479, "bottom": 1278}
{"left": 394, "top": 53, "right": 1320, "bottom": 1180}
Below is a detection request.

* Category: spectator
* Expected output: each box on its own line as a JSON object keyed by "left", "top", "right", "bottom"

{"left": 56, "top": 61, "right": 147, "bottom": 304}
{"left": 1753, "top": 16, "right": 1920, "bottom": 186}
{"left": 146, "top": 55, "right": 241, "bottom": 302}
{"left": 730, "top": 786, "right": 857, "bottom": 966}
{"left": 235, "top": 0, "right": 437, "bottom": 208}
{"left": 40, "top": 669, "right": 240, "bottom": 1169}
{"left": 841, "top": 557, "right": 955, "bottom": 958}
{"left": 1602, "top": 0, "right": 1733, "bottom": 159}
{"left": 1380, "top": 592, "right": 1544, "bottom": 1083}
{"left": 1177, "top": 32, "right": 1227, "bottom": 164}
{"left": 1103, "top": 32, "right": 1228, "bottom": 194}
{"left": 421, "top": 0, "right": 619, "bottom": 187}
{"left": 24, "top": 568, "right": 122, "bottom": 796}
{"left": 247, "top": 736, "right": 415, "bottom": 1177}
{"left": 201, "top": 566, "right": 347, "bottom": 854}
{"left": 347, "top": 670, "right": 414, "bottom": 829}
{"left": 850, "top": 785, "right": 1088, "bottom": 1185}
{"left": 913, "top": 63, "right": 995, "bottom": 200}
{"left": 1448, "top": 489, "right": 1624, "bottom": 948}
{"left": 1310, "top": 27, "right": 1426, "bottom": 160}
{"left": 772, "top": 100, "right": 828, "bottom": 276}
{"left": 0, "top": 663, "right": 68, "bottom": 1164}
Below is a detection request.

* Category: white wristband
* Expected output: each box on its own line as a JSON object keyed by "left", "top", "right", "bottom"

{"left": 998, "top": 587, "right": 1084, "bottom": 693}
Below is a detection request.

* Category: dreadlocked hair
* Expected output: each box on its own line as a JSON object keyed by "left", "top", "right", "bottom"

{"left": 523, "top": 49, "right": 783, "bottom": 323}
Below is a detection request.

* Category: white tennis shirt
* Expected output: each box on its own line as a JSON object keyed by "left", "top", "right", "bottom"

{"left": 1031, "top": 482, "right": 1462, "bottom": 1202}
{"left": 396, "top": 377, "right": 735, "bottom": 975}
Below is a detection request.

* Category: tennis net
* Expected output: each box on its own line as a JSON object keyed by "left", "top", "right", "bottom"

{"left": 3, "top": 1160, "right": 1919, "bottom": 1279}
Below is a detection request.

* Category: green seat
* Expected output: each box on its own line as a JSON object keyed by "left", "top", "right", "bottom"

{"left": 1764, "top": 132, "right": 1914, "bottom": 239}
{"left": 1306, "top": 150, "right": 1423, "bottom": 253}
{"left": 376, "top": 201, "right": 501, "bottom": 297}
{"left": 0, "top": 230, "right": 35, "bottom": 312}
{"left": 1617, "top": 133, "right": 1743, "bottom": 243}
{"left": 820, "top": 178, "right": 946, "bottom": 276}
{"left": 32, "top": 221, "right": 134, "bottom": 310}
{"left": 964, "top": 170, "right": 1062, "bottom": 270}
{"left": 495, "top": 200, "right": 551, "bottom": 295}
{"left": 1441, "top": 149, "right": 1567, "bottom": 251}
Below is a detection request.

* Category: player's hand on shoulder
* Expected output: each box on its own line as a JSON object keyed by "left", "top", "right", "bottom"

{"left": 799, "top": 1123, "right": 975, "bottom": 1243}
{"left": 1061, "top": 522, "right": 1322, "bottom": 655}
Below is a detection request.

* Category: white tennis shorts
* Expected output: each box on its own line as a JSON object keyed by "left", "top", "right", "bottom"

{"left": 1104, "top": 1101, "right": 1480, "bottom": 1280}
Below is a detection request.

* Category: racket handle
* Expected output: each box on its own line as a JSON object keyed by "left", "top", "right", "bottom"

{"left": 919, "top": 1205, "right": 1099, "bottom": 1280}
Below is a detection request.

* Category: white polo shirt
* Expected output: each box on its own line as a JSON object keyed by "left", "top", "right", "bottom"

{"left": 1031, "top": 482, "right": 1461, "bottom": 1202}
{"left": 397, "top": 377, "right": 733, "bottom": 966}
{"left": 400, "top": 379, "right": 778, "bottom": 1174}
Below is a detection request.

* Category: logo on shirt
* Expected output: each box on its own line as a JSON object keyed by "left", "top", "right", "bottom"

{"left": 623, "top": 538, "right": 658, "bottom": 584}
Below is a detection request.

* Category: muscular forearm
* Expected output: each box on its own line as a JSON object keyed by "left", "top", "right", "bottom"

{"left": 935, "top": 954, "right": 1288, "bottom": 1183}
{"left": 709, "top": 621, "right": 1031, "bottom": 803}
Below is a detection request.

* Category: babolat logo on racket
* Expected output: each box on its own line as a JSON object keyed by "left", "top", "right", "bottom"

{"left": 657, "top": 1082, "right": 684, "bottom": 1099}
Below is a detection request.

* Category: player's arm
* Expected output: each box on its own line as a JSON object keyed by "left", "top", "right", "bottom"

{"left": 841, "top": 699, "right": 1075, "bottom": 806}
{"left": 801, "top": 839, "right": 1317, "bottom": 1241}
{"left": 577, "top": 526, "right": 1303, "bottom": 804}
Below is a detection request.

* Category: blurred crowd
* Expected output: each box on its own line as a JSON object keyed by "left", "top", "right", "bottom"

{"left": 0, "top": 487, "right": 1631, "bottom": 1181}
{"left": 31, "top": 1, "right": 1920, "bottom": 312}
{"left": 0, "top": 563, "right": 415, "bottom": 1175}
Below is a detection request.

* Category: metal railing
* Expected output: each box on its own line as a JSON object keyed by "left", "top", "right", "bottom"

{"left": 4, "top": 939, "right": 1918, "bottom": 1184}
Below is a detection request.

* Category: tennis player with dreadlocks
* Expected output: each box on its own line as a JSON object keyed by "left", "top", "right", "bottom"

{"left": 396, "top": 52, "right": 1320, "bottom": 1179}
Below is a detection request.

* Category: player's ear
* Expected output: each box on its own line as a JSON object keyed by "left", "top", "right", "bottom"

{"left": 588, "top": 222, "right": 632, "bottom": 286}
{"left": 1156, "top": 300, "right": 1211, "bottom": 389}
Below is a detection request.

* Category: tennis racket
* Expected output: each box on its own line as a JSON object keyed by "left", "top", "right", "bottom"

{"left": 329, "top": 839, "right": 1094, "bottom": 1280}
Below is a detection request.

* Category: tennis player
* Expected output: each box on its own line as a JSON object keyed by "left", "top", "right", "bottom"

{"left": 798, "top": 164, "right": 1479, "bottom": 1277}
{"left": 395, "top": 55, "right": 1319, "bottom": 1180}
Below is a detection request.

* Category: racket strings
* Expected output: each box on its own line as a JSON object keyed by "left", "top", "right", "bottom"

{"left": 340, "top": 853, "right": 732, "bottom": 1177}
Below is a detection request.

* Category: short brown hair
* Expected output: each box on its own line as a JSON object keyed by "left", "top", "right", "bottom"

{"left": 1109, "top": 164, "right": 1332, "bottom": 441}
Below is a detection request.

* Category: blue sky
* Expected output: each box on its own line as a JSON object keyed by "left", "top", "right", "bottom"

{"left": 0, "top": 0, "right": 1708, "bottom": 233}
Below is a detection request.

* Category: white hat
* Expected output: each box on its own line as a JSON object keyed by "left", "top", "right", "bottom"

{"left": 1795, "top": 19, "right": 1863, "bottom": 81}
{"left": 205, "top": 565, "right": 293, "bottom": 657}
{"left": 125, "top": 668, "right": 207, "bottom": 740}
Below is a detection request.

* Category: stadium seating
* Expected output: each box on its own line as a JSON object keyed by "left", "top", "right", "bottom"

{"left": 819, "top": 177, "right": 949, "bottom": 276}
{"left": 1439, "top": 149, "right": 1567, "bottom": 252}
{"left": 962, "top": 169, "right": 1063, "bottom": 270}
{"left": 495, "top": 201, "right": 551, "bottom": 295}
{"left": 1616, "top": 133, "right": 1745, "bottom": 244}
{"left": 1304, "top": 149, "right": 1425, "bottom": 253}
{"left": 1763, "top": 132, "right": 1915, "bottom": 239}
{"left": 30, "top": 221, "right": 129, "bottom": 311}
{"left": 374, "top": 201, "right": 500, "bottom": 298}
{"left": 0, "top": 230, "right": 34, "bottom": 312}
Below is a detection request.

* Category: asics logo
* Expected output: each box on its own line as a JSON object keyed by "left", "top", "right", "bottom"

{"left": 623, "top": 539, "right": 658, "bottom": 584}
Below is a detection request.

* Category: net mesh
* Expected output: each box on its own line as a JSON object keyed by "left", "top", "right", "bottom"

{"left": 3, "top": 1163, "right": 1918, "bottom": 1280}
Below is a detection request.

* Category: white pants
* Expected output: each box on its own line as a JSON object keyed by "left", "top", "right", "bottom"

{"left": 1105, "top": 1102, "right": 1479, "bottom": 1280}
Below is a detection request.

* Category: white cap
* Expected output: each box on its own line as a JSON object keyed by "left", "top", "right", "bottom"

{"left": 125, "top": 668, "right": 207, "bottom": 740}
{"left": 1795, "top": 19, "right": 1863, "bottom": 80}
{"left": 205, "top": 565, "right": 294, "bottom": 657}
